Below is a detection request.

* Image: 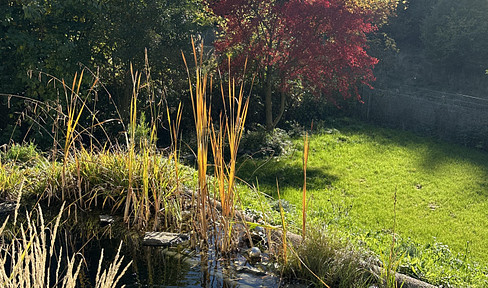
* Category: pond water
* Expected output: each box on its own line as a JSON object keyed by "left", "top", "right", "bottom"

{"left": 80, "top": 237, "right": 282, "bottom": 288}
{"left": 66, "top": 212, "right": 282, "bottom": 288}
{"left": 79, "top": 235, "right": 280, "bottom": 287}
{"left": 0, "top": 202, "right": 283, "bottom": 287}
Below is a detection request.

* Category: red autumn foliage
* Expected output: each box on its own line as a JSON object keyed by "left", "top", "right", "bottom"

{"left": 206, "top": 0, "right": 379, "bottom": 128}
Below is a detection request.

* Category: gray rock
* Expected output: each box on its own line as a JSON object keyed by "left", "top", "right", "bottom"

{"left": 99, "top": 215, "right": 114, "bottom": 225}
{"left": 254, "top": 226, "right": 265, "bottom": 234}
{"left": 235, "top": 265, "right": 266, "bottom": 276}
{"left": 0, "top": 202, "right": 16, "bottom": 214}
{"left": 143, "top": 232, "right": 189, "bottom": 247}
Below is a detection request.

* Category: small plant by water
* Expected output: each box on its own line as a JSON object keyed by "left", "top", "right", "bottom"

{"left": 283, "top": 228, "right": 375, "bottom": 288}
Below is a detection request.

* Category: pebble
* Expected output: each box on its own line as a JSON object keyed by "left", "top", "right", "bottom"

{"left": 248, "top": 247, "right": 262, "bottom": 261}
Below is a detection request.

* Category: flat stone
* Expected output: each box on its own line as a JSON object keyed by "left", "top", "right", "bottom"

{"left": 142, "top": 232, "right": 189, "bottom": 247}
{"left": 235, "top": 265, "right": 267, "bottom": 276}
{"left": 99, "top": 215, "right": 114, "bottom": 225}
{"left": 0, "top": 202, "right": 16, "bottom": 214}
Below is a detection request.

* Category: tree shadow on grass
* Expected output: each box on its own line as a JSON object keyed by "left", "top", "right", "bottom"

{"left": 417, "top": 144, "right": 488, "bottom": 196}
{"left": 236, "top": 157, "right": 338, "bottom": 196}
{"left": 356, "top": 124, "right": 488, "bottom": 197}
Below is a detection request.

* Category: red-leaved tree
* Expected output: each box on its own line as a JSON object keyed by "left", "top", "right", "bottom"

{"left": 206, "top": 0, "right": 382, "bottom": 129}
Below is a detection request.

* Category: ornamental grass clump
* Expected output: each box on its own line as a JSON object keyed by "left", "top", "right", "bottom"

{"left": 184, "top": 37, "right": 251, "bottom": 252}
{"left": 284, "top": 228, "right": 375, "bottom": 288}
{"left": 0, "top": 202, "right": 131, "bottom": 288}
{"left": 182, "top": 38, "right": 211, "bottom": 243}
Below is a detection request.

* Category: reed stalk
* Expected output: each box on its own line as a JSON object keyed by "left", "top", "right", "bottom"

{"left": 140, "top": 141, "right": 151, "bottom": 228}
{"left": 210, "top": 118, "right": 228, "bottom": 249}
{"left": 166, "top": 102, "right": 183, "bottom": 229}
{"left": 221, "top": 57, "right": 250, "bottom": 219}
{"left": 210, "top": 56, "right": 250, "bottom": 252}
{"left": 61, "top": 70, "right": 97, "bottom": 201}
{"left": 124, "top": 65, "right": 141, "bottom": 224}
{"left": 183, "top": 38, "right": 211, "bottom": 242}
{"left": 302, "top": 132, "right": 309, "bottom": 240}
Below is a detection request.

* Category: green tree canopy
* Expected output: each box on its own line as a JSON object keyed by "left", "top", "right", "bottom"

{"left": 421, "top": 0, "right": 488, "bottom": 69}
{"left": 0, "top": 0, "right": 211, "bottom": 145}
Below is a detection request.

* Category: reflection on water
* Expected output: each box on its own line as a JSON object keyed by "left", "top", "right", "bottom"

{"left": 0, "top": 203, "right": 281, "bottom": 288}
{"left": 60, "top": 211, "right": 281, "bottom": 288}
{"left": 79, "top": 238, "right": 280, "bottom": 288}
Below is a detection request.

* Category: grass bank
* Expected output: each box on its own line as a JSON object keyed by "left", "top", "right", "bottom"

{"left": 237, "top": 118, "right": 488, "bottom": 286}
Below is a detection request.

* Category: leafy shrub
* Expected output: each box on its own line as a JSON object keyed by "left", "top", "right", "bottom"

{"left": 240, "top": 126, "right": 293, "bottom": 157}
{"left": 1, "top": 143, "right": 41, "bottom": 164}
{"left": 128, "top": 112, "right": 154, "bottom": 148}
{"left": 270, "top": 199, "right": 294, "bottom": 213}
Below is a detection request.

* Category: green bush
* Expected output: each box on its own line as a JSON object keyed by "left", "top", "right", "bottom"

{"left": 240, "top": 126, "right": 293, "bottom": 157}
{"left": 2, "top": 143, "right": 41, "bottom": 164}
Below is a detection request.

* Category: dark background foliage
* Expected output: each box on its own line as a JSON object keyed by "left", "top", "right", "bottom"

{"left": 1, "top": 0, "right": 488, "bottom": 149}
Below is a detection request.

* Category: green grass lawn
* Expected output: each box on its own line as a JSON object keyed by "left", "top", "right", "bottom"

{"left": 237, "top": 120, "right": 488, "bottom": 285}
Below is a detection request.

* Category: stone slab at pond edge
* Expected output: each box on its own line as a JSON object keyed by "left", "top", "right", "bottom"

{"left": 142, "top": 232, "right": 189, "bottom": 247}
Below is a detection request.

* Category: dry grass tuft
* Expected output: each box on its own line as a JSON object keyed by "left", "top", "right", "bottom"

{"left": 0, "top": 201, "right": 131, "bottom": 288}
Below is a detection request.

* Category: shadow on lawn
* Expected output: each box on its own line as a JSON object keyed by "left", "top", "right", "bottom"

{"left": 237, "top": 157, "right": 338, "bottom": 195}
{"left": 353, "top": 123, "right": 488, "bottom": 196}
{"left": 418, "top": 145, "right": 488, "bottom": 197}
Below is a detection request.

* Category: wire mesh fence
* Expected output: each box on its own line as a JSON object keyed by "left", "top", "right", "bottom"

{"left": 358, "top": 85, "right": 488, "bottom": 150}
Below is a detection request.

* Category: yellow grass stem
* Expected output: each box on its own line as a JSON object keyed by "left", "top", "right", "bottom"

{"left": 166, "top": 102, "right": 183, "bottom": 229}
{"left": 94, "top": 242, "right": 132, "bottom": 288}
{"left": 302, "top": 132, "right": 309, "bottom": 240}
{"left": 183, "top": 37, "right": 210, "bottom": 241}
{"left": 0, "top": 201, "right": 130, "bottom": 287}
{"left": 288, "top": 244, "right": 331, "bottom": 288}
{"left": 207, "top": 55, "right": 251, "bottom": 252}
{"left": 124, "top": 64, "right": 142, "bottom": 224}
{"left": 223, "top": 63, "right": 250, "bottom": 218}
{"left": 141, "top": 143, "right": 151, "bottom": 227}
{"left": 276, "top": 180, "right": 288, "bottom": 264}
{"left": 61, "top": 70, "right": 97, "bottom": 201}
{"left": 210, "top": 118, "right": 229, "bottom": 250}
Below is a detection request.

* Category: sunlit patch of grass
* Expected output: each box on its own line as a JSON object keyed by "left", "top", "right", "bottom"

{"left": 0, "top": 163, "right": 26, "bottom": 200}
{"left": 1, "top": 143, "right": 41, "bottom": 164}
{"left": 68, "top": 148, "right": 184, "bottom": 227}
{"left": 237, "top": 118, "right": 488, "bottom": 286}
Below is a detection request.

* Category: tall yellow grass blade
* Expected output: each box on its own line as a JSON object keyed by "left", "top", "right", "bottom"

{"left": 276, "top": 179, "right": 287, "bottom": 264}
{"left": 302, "top": 132, "right": 309, "bottom": 240}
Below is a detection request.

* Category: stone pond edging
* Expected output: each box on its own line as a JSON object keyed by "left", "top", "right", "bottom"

{"left": 184, "top": 189, "right": 438, "bottom": 288}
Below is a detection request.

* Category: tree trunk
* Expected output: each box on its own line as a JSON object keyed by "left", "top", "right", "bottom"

{"left": 272, "top": 90, "right": 286, "bottom": 128}
{"left": 265, "top": 71, "right": 273, "bottom": 131}
{"left": 264, "top": 70, "right": 286, "bottom": 131}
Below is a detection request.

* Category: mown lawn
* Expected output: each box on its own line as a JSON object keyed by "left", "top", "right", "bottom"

{"left": 237, "top": 120, "right": 488, "bottom": 285}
